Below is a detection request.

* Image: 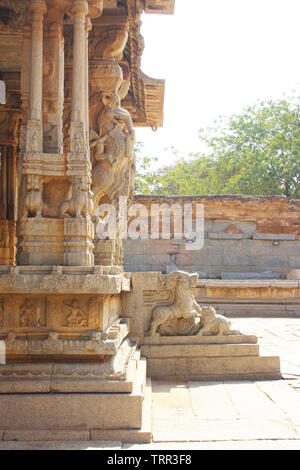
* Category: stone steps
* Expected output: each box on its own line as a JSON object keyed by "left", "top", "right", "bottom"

{"left": 141, "top": 336, "right": 281, "bottom": 381}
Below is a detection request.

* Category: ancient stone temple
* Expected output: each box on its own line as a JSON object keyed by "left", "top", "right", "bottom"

{"left": 0, "top": 0, "right": 281, "bottom": 443}
{"left": 0, "top": 0, "right": 173, "bottom": 441}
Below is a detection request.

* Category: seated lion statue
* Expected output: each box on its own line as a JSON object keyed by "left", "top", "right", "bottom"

{"left": 197, "top": 306, "right": 241, "bottom": 336}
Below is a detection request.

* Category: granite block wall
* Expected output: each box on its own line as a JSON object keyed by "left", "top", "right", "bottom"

{"left": 123, "top": 195, "right": 300, "bottom": 279}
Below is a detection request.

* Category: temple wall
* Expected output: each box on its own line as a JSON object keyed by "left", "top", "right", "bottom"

{"left": 123, "top": 195, "right": 300, "bottom": 280}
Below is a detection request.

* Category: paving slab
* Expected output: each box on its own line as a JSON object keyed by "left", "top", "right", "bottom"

{"left": 123, "top": 440, "right": 300, "bottom": 450}
{"left": 0, "top": 440, "right": 122, "bottom": 450}
{"left": 188, "top": 381, "right": 238, "bottom": 420}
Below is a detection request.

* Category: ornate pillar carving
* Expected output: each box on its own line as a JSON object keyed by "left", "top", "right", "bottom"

{"left": 68, "top": 0, "right": 91, "bottom": 174}
{"left": 62, "top": 0, "right": 94, "bottom": 267}
{"left": 42, "top": 14, "right": 65, "bottom": 154}
{"left": 88, "top": 19, "right": 135, "bottom": 266}
{"left": 26, "top": 0, "right": 47, "bottom": 154}
{"left": 0, "top": 145, "right": 7, "bottom": 219}
{"left": 7, "top": 145, "right": 17, "bottom": 222}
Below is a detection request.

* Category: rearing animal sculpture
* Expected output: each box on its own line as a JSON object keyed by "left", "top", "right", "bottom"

{"left": 149, "top": 271, "right": 201, "bottom": 336}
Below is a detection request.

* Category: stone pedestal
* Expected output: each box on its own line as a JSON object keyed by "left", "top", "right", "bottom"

{"left": 18, "top": 218, "right": 64, "bottom": 265}
{"left": 0, "top": 265, "right": 150, "bottom": 442}
{"left": 94, "top": 239, "right": 116, "bottom": 265}
{"left": 63, "top": 217, "right": 94, "bottom": 266}
{"left": 0, "top": 357, "right": 151, "bottom": 443}
{"left": 141, "top": 334, "right": 281, "bottom": 381}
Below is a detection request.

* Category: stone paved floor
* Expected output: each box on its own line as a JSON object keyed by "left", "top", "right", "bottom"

{"left": 1, "top": 318, "right": 300, "bottom": 450}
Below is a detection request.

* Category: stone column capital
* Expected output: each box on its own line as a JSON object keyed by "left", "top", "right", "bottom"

{"left": 29, "top": 0, "right": 47, "bottom": 16}
{"left": 72, "top": 0, "right": 89, "bottom": 16}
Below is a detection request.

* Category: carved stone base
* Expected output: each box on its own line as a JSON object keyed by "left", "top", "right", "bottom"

{"left": 0, "top": 356, "right": 149, "bottom": 435}
{"left": 0, "top": 265, "right": 130, "bottom": 360}
{"left": 63, "top": 217, "right": 94, "bottom": 267}
{"left": 18, "top": 217, "right": 95, "bottom": 267}
{"left": 0, "top": 338, "right": 139, "bottom": 393}
{"left": 0, "top": 378, "right": 152, "bottom": 444}
{"left": 18, "top": 218, "right": 64, "bottom": 266}
{"left": 94, "top": 239, "right": 116, "bottom": 266}
{"left": 141, "top": 335, "right": 281, "bottom": 381}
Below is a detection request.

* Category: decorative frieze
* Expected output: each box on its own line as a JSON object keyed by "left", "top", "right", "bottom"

{"left": 0, "top": 318, "right": 130, "bottom": 358}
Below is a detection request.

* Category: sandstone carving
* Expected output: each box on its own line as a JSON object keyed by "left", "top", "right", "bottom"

{"left": 19, "top": 298, "right": 40, "bottom": 328}
{"left": 61, "top": 179, "right": 94, "bottom": 218}
{"left": 149, "top": 271, "right": 242, "bottom": 337}
{"left": 23, "top": 174, "right": 44, "bottom": 218}
{"left": 149, "top": 271, "right": 200, "bottom": 336}
{"left": 197, "top": 306, "right": 241, "bottom": 336}
{"left": 63, "top": 299, "right": 88, "bottom": 327}
{"left": 91, "top": 90, "right": 136, "bottom": 206}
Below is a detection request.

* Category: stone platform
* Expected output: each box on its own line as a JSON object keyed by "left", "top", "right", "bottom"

{"left": 141, "top": 334, "right": 281, "bottom": 381}
{"left": 0, "top": 356, "right": 152, "bottom": 443}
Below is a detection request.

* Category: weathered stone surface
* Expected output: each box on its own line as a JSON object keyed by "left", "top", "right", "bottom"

{"left": 142, "top": 343, "right": 259, "bottom": 358}
{"left": 147, "top": 355, "right": 281, "bottom": 381}
{"left": 287, "top": 270, "right": 300, "bottom": 280}
{"left": 222, "top": 271, "right": 280, "bottom": 280}
{"left": 3, "top": 430, "right": 90, "bottom": 442}
{"left": 253, "top": 233, "right": 296, "bottom": 240}
{"left": 0, "top": 339, "right": 139, "bottom": 393}
{"left": 0, "top": 359, "right": 146, "bottom": 430}
{"left": 122, "top": 196, "right": 300, "bottom": 277}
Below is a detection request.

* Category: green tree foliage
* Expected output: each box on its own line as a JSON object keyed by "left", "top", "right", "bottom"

{"left": 134, "top": 141, "right": 159, "bottom": 194}
{"left": 135, "top": 96, "right": 300, "bottom": 198}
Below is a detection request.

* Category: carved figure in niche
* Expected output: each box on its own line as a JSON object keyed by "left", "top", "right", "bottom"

{"left": 26, "top": 119, "right": 42, "bottom": 153}
{"left": 0, "top": 229, "right": 10, "bottom": 248}
{"left": 23, "top": 175, "right": 44, "bottom": 218}
{"left": 197, "top": 306, "right": 241, "bottom": 336}
{"left": 19, "top": 299, "right": 40, "bottom": 328}
{"left": 60, "top": 178, "right": 94, "bottom": 218}
{"left": 63, "top": 299, "right": 88, "bottom": 327}
{"left": 90, "top": 90, "right": 136, "bottom": 206}
{"left": 149, "top": 271, "right": 200, "bottom": 336}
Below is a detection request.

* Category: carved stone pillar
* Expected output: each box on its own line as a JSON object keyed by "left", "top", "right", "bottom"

{"left": 26, "top": 0, "right": 47, "bottom": 154}
{"left": 7, "top": 145, "right": 17, "bottom": 222}
{"left": 62, "top": 0, "right": 94, "bottom": 267}
{"left": 68, "top": 0, "right": 91, "bottom": 175}
{"left": 0, "top": 145, "right": 7, "bottom": 219}
{"left": 42, "top": 15, "right": 64, "bottom": 154}
{"left": 19, "top": 23, "right": 31, "bottom": 155}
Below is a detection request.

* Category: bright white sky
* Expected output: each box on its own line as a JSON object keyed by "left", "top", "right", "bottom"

{"left": 135, "top": 0, "right": 300, "bottom": 168}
